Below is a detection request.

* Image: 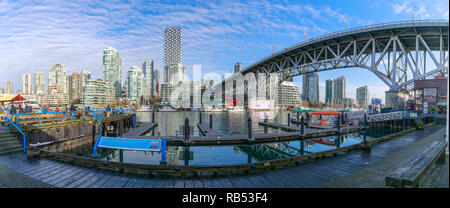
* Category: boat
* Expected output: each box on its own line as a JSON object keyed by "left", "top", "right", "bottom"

{"left": 309, "top": 111, "right": 342, "bottom": 129}
{"left": 136, "top": 106, "right": 154, "bottom": 112}
{"left": 159, "top": 105, "right": 177, "bottom": 112}
{"left": 227, "top": 106, "right": 244, "bottom": 112}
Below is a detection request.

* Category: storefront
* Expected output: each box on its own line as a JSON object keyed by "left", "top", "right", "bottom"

{"left": 413, "top": 76, "right": 447, "bottom": 115}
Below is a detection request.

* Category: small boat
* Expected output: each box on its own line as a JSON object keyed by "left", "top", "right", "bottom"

{"left": 136, "top": 106, "right": 153, "bottom": 112}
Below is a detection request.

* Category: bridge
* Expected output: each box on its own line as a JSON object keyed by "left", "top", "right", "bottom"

{"left": 217, "top": 20, "right": 448, "bottom": 109}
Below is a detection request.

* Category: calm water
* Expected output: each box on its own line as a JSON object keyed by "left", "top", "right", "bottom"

{"left": 65, "top": 112, "right": 400, "bottom": 166}
{"left": 137, "top": 111, "right": 297, "bottom": 136}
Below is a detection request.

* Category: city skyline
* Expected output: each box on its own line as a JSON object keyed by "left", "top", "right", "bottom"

{"left": 0, "top": 0, "right": 448, "bottom": 101}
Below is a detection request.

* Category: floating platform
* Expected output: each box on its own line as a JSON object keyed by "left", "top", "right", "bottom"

{"left": 121, "top": 122, "right": 157, "bottom": 137}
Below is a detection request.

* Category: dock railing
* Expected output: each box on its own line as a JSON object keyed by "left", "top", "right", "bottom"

{"left": 6, "top": 108, "right": 135, "bottom": 129}
{"left": 4, "top": 116, "right": 26, "bottom": 152}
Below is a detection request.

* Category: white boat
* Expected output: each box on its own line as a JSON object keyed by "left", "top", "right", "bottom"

{"left": 136, "top": 106, "right": 153, "bottom": 112}
{"left": 159, "top": 106, "right": 177, "bottom": 112}
{"left": 227, "top": 106, "right": 244, "bottom": 112}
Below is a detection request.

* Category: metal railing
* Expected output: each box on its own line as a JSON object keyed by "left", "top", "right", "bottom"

{"left": 4, "top": 116, "right": 26, "bottom": 152}
{"left": 8, "top": 108, "right": 135, "bottom": 128}
{"left": 242, "top": 19, "right": 448, "bottom": 73}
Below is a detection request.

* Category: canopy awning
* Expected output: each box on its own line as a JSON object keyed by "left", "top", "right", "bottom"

{"left": 292, "top": 109, "right": 315, "bottom": 113}
{"left": 311, "top": 111, "right": 342, "bottom": 115}
{"left": 0, "top": 94, "right": 26, "bottom": 102}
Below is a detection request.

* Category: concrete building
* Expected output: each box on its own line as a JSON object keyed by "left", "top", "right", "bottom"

{"left": 277, "top": 81, "right": 302, "bottom": 109}
{"left": 67, "top": 72, "right": 80, "bottom": 104}
{"left": 79, "top": 70, "right": 92, "bottom": 100}
{"left": 82, "top": 79, "right": 115, "bottom": 107}
{"left": 0, "top": 88, "right": 4, "bottom": 94}
{"left": 48, "top": 64, "right": 66, "bottom": 94}
{"left": 166, "top": 62, "right": 186, "bottom": 85}
{"left": 164, "top": 27, "right": 182, "bottom": 84}
{"left": 42, "top": 83, "right": 68, "bottom": 106}
{"left": 34, "top": 71, "right": 45, "bottom": 96}
{"left": 302, "top": 73, "right": 319, "bottom": 103}
{"left": 234, "top": 62, "right": 242, "bottom": 74}
{"left": 343, "top": 97, "right": 355, "bottom": 107}
{"left": 22, "top": 73, "right": 32, "bottom": 95}
{"left": 412, "top": 76, "right": 447, "bottom": 114}
{"left": 126, "top": 66, "right": 144, "bottom": 102}
{"left": 356, "top": 86, "right": 370, "bottom": 108}
{"left": 6, "top": 81, "right": 13, "bottom": 94}
{"left": 160, "top": 83, "right": 175, "bottom": 104}
{"left": 325, "top": 79, "right": 334, "bottom": 104}
{"left": 142, "top": 60, "right": 153, "bottom": 95}
{"left": 102, "top": 47, "right": 122, "bottom": 98}
{"left": 151, "top": 69, "right": 160, "bottom": 97}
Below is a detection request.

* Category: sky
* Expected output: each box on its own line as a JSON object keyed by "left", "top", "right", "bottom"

{"left": 0, "top": 0, "right": 448, "bottom": 101}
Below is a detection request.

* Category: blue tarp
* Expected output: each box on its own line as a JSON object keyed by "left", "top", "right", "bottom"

{"left": 98, "top": 137, "right": 161, "bottom": 152}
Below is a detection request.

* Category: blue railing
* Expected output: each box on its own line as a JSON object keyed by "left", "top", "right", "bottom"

{"left": 4, "top": 116, "right": 27, "bottom": 153}
{"left": 8, "top": 108, "right": 135, "bottom": 128}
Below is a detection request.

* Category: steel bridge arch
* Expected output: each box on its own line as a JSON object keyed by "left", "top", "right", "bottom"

{"left": 237, "top": 20, "right": 448, "bottom": 91}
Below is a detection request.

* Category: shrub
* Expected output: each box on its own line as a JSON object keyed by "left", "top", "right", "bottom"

{"left": 415, "top": 119, "right": 424, "bottom": 130}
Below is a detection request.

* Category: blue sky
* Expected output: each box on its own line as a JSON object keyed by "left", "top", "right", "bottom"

{"left": 0, "top": 0, "right": 448, "bottom": 101}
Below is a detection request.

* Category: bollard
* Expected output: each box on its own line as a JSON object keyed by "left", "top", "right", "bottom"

{"left": 297, "top": 112, "right": 300, "bottom": 127}
{"left": 184, "top": 118, "right": 190, "bottom": 143}
{"left": 209, "top": 114, "right": 213, "bottom": 129}
{"left": 157, "top": 131, "right": 161, "bottom": 140}
{"left": 199, "top": 112, "right": 202, "bottom": 124}
{"left": 300, "top": 116, "right": 304, "bottom": 135}
{"left": 247, "top": 117, "right": 253, "bottom": 141}
{"left": 287, "top": 113, "right": 291, "bottom": 126}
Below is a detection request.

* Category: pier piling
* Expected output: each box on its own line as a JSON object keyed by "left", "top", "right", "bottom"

{"left": 300, "top": 116, "right": 304, "bottom": 135}
{"left": 199, "top": 112, "right": 202, "bottom": 124}
{"left": 247, "top": 117, "right": 253, "bottom": 141}
{"left": 287, "top": 113, "right": 291, "bottom": 126}
{"left": 184, "top": 118, "right": 190, "bottom": 144}
{"left": 209, "top": 115, "right": 213, "bottom": 129}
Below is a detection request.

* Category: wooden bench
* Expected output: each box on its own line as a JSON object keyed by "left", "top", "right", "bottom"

{"left": 385, "top": 140, "right": 447, "bottom": 188}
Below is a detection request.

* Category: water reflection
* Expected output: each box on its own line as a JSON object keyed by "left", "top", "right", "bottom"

{"left": 137, "top": 111, "right": 290, "bottom": 136}
{"left": 67, "top": 129, "right": 400, "bottom": 166}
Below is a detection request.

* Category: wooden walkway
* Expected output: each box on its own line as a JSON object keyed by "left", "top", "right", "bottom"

{"left": 121, "top": 122, "right": 157, "bottom": 137}
{"left": 0, "top": 125, "right": 444, "bottom": 188}
{"left": 197, "top": 123, "right": 224, "bottom": 137}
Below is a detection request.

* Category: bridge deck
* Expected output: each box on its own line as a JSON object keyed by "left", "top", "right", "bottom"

{"left": 0, "top": 125, "right": 444, "bottom": 188}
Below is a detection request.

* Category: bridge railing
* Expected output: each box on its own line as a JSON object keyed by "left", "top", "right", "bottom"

{"left": 6, "top": 108, "right": 135, "bottom": 128}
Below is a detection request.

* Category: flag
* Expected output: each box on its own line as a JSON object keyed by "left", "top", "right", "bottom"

{"left": 254, "top": 55, "right": 256, "bottom": 60}
{"left": 304, "top": 31, "right": 308, "bottom": 38}
{"left": 345, "top": 18, "right": 348, "bottom": 26}
{"left": 272, "top": 45, "right": 274, "bottom": 51}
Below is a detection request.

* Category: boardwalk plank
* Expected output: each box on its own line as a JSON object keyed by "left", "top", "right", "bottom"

{"left": 88, "top": 173, "right": 117, "bottom": 188}
{"left": 55, "top": 169, "right": 91, "bottom": 187}
{"left": 77, "top": 172, "right": 108, "bottom": 188}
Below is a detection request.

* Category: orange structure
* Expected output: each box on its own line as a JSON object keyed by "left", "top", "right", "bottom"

{"left": 309, "top": 111, "right": 342, "bottom": 128}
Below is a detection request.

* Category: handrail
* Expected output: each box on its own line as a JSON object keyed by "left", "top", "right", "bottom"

{"left": 10, "top": 108, "right": 135, "bottom": 127}
{"left": 4, "top": 116, "right": 26, "bottom": 153}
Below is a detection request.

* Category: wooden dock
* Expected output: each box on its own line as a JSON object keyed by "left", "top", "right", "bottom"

{"left": 197, "top": 123, "right": 224, "bottom": 137}
{"left": 121, "top": 122, "right": 157, "bottom": 137}
{"left": 1, "top": 125, "right": 444, "bottom": 188}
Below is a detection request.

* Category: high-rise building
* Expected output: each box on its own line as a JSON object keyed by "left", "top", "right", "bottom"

{"left": 79, "top": 70, "right": 92, "bottom": 99}
{"left": 151, "top": 69, "right": 160, "bottom": 97}
{"left": 356, "top": 86, "right": 370, "bottom": 107}
{"left": 164, "top": 27, "right": 182, "bottom": 84}
{"left": 126, "top": 66, "right": 144, "bottom": 102}
{"left": 334, "top": 75, "right": 347, "bottom": 105}
{"left": 142, "top": 60, "right": 154, "bottom": 95}
{"left": 6, "top": 81, "right": 13, "bottom": 94}
{"left": 48, "top": 64, "right": 66, "bottom": 93}
{"left": 277, "top": 81, "right": 302, "bottom": 109}
{"left": 67, "top": 72, "right": 80, "bottom": 104}
{"left": 0, "top": 88, "right": 4, "bottom": 94}
{"left": 234, "top": 62, "right": 242, "bottom": 74}
{"left": 302, "top": 73, "right": 319, "bottom": 103}
{"left": 82, "top": 79, "right": 115, "bottom": 107}
{"left": 166, "top": 63, "right": 186, "bottom": 84}
{"left": 34, "top": 71, "right": 45, "bottom": 96}
{"left": 325, "top": 79, "right": 335, "bottom": 103}
{"left": 102, "top": 47, "right": 122, "bottom": 98}
{"left": 22, "top": 73, "right": 32, "bottom": 95}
